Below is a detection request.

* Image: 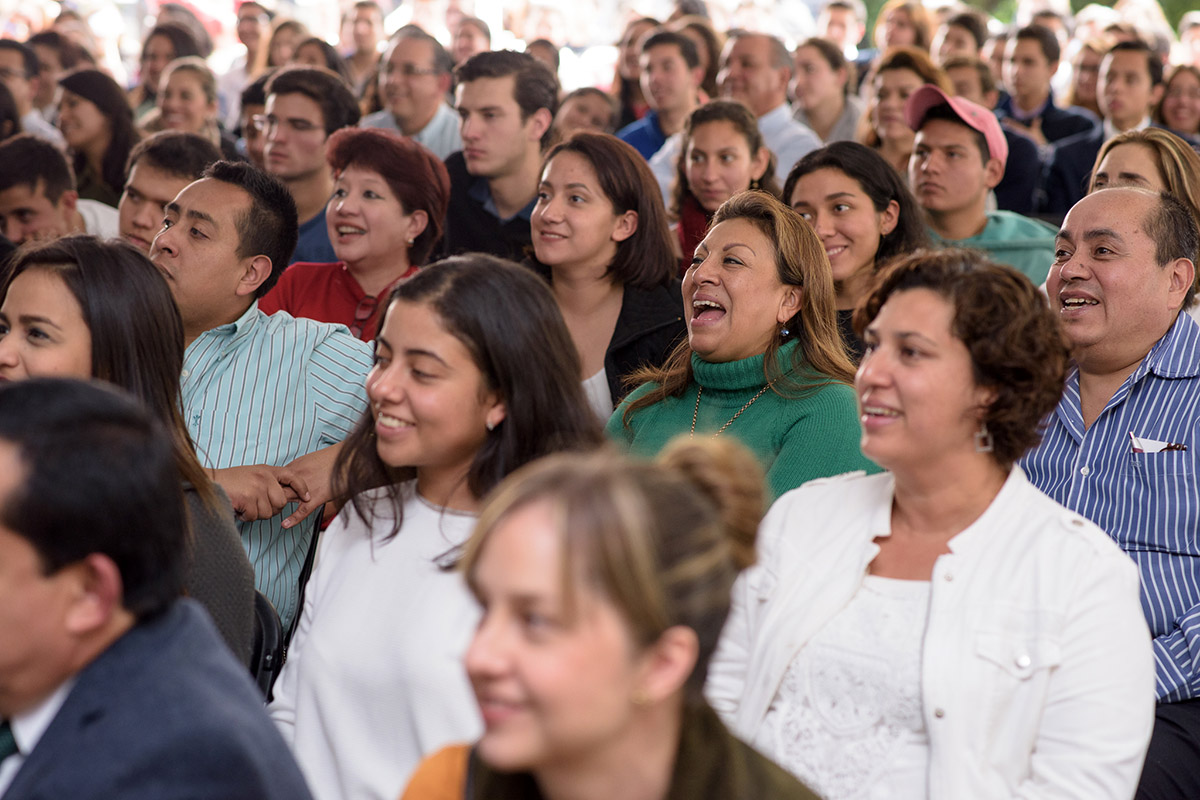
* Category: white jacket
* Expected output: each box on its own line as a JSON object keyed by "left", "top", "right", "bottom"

{"left": 707, "top": 467, "right": 1156, "bottom": 800}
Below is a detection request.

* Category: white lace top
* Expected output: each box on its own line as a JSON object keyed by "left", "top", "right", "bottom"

{"left": 760, "top": 575, "right": 932, "bottom": 800}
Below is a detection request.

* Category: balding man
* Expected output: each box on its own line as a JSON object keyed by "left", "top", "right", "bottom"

{"left": 1022, "top": 187, "right": 1200, "bottom": 800}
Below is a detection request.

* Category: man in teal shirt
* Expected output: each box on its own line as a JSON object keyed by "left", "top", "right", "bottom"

{"left": 150, "top": 160, "right": 372, "bottom": 630}
{"left": 906, "top": 84, "right": 1057, "bottom": 284}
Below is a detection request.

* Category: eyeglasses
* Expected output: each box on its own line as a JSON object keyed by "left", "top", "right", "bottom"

{"left": 381, "top": 63, "right": 440, "bottom": 78}
{"left": 250, "top": 114, "right": 321, "bottom": 134}
{"left": 350, "top": 295, "right": 379, "bottom": 339}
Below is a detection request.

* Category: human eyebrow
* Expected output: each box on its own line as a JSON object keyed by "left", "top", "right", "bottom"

{"left": 722, "top": 241, "right": 757, "bottom": 257}
{"left": 404, "top": 347, "right": 448, "bottom": 366}
{"left": 1081, "top": 227, "right": 1124, "bottom": 244}
{"left": 183, "top": 208, "right": 218, "bottom": 229}
{"left": 17, "top": 313, "right": 63, "bottom": 330}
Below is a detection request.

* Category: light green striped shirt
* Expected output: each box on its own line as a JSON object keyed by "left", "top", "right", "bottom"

{"left": 183, "top": 303, "right": 373, "bottom": 629}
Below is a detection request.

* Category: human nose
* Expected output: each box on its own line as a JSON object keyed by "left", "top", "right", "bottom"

{"left": 133, "top": 201, "right": 162, "bottom": 232}
{"left": 460, "top": 114, "right": 480, "bottom": 142}
{"left": 0, "top": 325, "right": 19, "bottom": 367}
{"left": 809, "top": 211, "right": 833, "bottom": 238}
{"left": 366, "top": 360, "right": 406, "bottom": 407}
{"left": 464, "top": 608, "right": 509, "bottom": 682}
{"left": 855, "top": 344, "right": 891, "bottom": 392}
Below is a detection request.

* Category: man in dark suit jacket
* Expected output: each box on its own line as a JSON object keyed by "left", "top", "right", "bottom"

{"left": 0, "top": 379, "right": 313, "bottom": 800}
{"left": 1039, "top": 41, "right": 1165, "bottom": 218}
{"left": 996, "top": 25, "right": 1097, "bottom": 146}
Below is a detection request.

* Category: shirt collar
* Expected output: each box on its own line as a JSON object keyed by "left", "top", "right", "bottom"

{"left": 1103, "top": 115, "right": 1151, "bottom": 141}
{"left": 467, "top": 179, "right": 536, "bottom": 222}
{"left": 9, "top": 677, "right": 77, "bottom": 760}
{"left": 755, "top": 102, "right": 792, "bottom": 135}
{"left": 189, "top": 302, "right": 262, "bottom": 354}
{"left": 1132, "top": 311, "right": 1200, "bottom": 381}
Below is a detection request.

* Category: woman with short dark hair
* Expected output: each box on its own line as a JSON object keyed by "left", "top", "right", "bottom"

{"left": 260, "top": 127, "right": 450, "bottom": 340}
{"left": 709, "top": 249, "right": 1155, "bottom": 799}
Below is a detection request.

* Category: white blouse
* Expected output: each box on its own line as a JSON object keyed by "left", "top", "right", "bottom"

{"left": 761, "top": 575, "right": 931, "bottom": 799}
{"left": 269, "top": 483, "right": 482, "bottom": 800}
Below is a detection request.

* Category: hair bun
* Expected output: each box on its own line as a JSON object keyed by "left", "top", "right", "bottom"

{"left": 656, "top": 437, "right": 764, "bottom": 571}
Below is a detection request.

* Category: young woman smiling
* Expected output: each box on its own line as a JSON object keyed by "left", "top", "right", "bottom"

{"left": 785, "top": 141, "right": 930, "bottom": 360}
{"left": 790, "top": 38, "right": 864, "bottom": 145}
{"left": 857, "top": 47, "right": 949, "bottom": 175}
{"left": 268, "top": 256, "right": 602, "bottom": 800}
{"left": 609, "top": 191, "right": 876, "bottom": 500}
{"left": 671, "top": 100, "right": 779, "bottom": 275}
{"left": 530, "top": 133, "right": 685, "bottom": 417}
{"left": 403, "top": 441, "right": 821, "bottom": 800}
{"left": 260, "top": 128, "right": 450, "bottom": 340}
{"left": 148, "top": 57, "right": 240, "bottom": 160}
{"left": 58, "top": 68, "right": 140, "bottom": 207}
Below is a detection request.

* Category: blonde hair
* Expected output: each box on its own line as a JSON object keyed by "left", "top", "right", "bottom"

{"left": 462, "top": 439, "right": 764, "bottom": 703}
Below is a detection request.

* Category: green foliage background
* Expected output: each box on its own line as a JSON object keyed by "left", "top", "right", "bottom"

{"left": 862, "top": 0, "right": 1191, "bottom": 37}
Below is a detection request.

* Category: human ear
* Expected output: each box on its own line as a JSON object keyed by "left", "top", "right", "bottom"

{"left": 405, "top": 209, "right": 429, "bottom": 242}
{"left": 236, "top": 254, "right": 274, "bottom": 296}
{"left": 635, "top": 625, "right": 699, "bottom": 704}
{"left": 527, "top": 107, "right": 553, "bottom": 144}
{"left": 1168, "top": 257, "right": 1195, "bottom": 309}
{"left": 878, "top": 199, "right": 900, "bottom": 236}
{"left": 612, "top": 209, "right": 638, "bottom": 243}
{"left": 776, "top": 285, "right": 802, "bottom": 324}
{"left": 750, "top": 147, "right": 771, "bottom": 183}
{"left": 64, "top": 553, "right": 125, "bottom": 635}
{"left": 983, "top": 157, "right": 1004, "bottom": 190}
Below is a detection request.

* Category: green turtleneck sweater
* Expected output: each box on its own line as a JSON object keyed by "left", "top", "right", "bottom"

{"left": 605, "top": 340, "right": 879, "bottom": 500}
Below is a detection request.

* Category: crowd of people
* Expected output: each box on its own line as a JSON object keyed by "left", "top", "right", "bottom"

{"left": 0, "top": 0, "right": 1198, "bottom": 798}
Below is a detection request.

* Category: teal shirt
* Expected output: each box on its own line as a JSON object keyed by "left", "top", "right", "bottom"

{"left": 605, "top": 340, "right": 878, "bottom": 500}
{"left": 182, "top": 303, "right": 373, "bottom": 629}
{"left": 929, "top": 210, "right": 1058, "bottom": 285}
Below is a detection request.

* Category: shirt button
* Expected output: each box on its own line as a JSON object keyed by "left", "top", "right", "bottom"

{"left": 934, "top": 708, "right": 945, "bottom": 718}
{"left": 1080, "top": 466, "right": 1091, "bottom": 476}
{"left": 181, "top": 369, "right": 190, "bottom": 379}
{"left": 944, "top": 573, "right": 954, "bottom": 582}
{"left": 1015, "top": 654, "right": 1032, "bottom": 669}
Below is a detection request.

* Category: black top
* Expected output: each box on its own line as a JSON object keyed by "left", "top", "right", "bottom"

{"left": 438, "top": 151, "right": 533, "bottom": 263}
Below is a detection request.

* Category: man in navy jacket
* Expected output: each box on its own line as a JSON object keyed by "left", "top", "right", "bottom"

{"left": 0, "top": 379, "right": 313, "bottom": 800}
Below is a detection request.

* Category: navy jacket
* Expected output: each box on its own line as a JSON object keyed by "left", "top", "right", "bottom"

{"left": 995, "top": 127, "right": 1042, "bottom": 215}
{"left": 3, "top": 600, "right": 313, "bottom": 800}
{"left": 1038, "top": 125, "right": 1105, "bottom": 219}
{"left": 438, "top": 151, "right": 533, "bottom": 263}
{"left": 996, "top": 94, "right": 1099, "bottom": 144}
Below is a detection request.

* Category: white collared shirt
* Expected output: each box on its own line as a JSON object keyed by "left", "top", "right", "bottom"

{"left": 0, "top": 678, "right": 77, "bottom": 797}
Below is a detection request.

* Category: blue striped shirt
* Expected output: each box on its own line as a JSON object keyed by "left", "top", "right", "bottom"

{"left": 182, "top": 303, "right": 373, "bottom": 629}
{"left": 1021, "top": 313, "right": 1200, "bottom": 701}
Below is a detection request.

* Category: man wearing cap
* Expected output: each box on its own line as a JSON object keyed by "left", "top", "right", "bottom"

{"left": 906, "top": 83, "right": 1058, "bottom": 284}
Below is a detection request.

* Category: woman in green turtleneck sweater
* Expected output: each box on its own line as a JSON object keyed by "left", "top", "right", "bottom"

{"left": 606, "top": 191, "right": 878, "bottom": 499}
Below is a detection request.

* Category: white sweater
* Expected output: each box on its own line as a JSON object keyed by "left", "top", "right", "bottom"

{"left": 269, "top": 483, "right": 482, "bottom": 800}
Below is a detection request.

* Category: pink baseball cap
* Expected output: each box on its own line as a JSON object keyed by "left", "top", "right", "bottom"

{"left": 904, "top": 84, "right": 1008, "bottom": 169}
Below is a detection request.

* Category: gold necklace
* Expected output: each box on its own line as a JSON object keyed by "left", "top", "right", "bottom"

{"left": 690, "top": 382, "right": 775, "bottom": 438}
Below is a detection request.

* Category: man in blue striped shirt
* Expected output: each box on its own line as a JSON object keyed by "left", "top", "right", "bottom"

{"left": 150, "top": 160, "right": 373, "bottom": 631}
{"left": 1022, "top": 187, "right": 1200, "bottom": 798}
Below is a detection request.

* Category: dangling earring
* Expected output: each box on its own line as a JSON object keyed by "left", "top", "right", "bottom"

{"left": 974, "top": 421, "right": 994, "bottom": 453}
{"left": 749, "top": 177, "right": 761, "bottom": 191}
{"left": 780, "top": 326, "right": 790, "bottom": 339}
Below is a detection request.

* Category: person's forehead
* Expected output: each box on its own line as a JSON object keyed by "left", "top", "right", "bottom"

{"left": 458, "top": 75, "right": 518, "bottom": 107}
{"left": 129, "top": 162, "right": 194, "bottom": 201}
{"left": 0, "top": 182, "right": 53, "bottom": 208}
{"left": 1066, "top": 189, "right": 1155, "bottom": 238}
{"left": 644, "top": 42, "right": 685, "bottom": 63}
{"left": 0, "top": 49, "right": 27, "bottom": 75}
{"left": 389, "top": 36, "right": 434, "bottom": 63}
{"left": 916, "top": 117, "right": 979, "bottom": 146}
{"left": 1104, "top": 51, "right": 1149, "bottom": 75}
{"left": 173, "top": 178, "right": 249, "bottom": 225}
{"left": 729, "top": 36, "right": 770, "bottom": 62}
{"left": 266, "top": 91, "right": 325, "bottom": 122}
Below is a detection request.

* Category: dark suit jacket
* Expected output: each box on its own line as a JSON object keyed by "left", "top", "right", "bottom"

{"left": 3, "top": 600, "right": 313, "bottom": 800}
{"left": 1038, "top": 125, "right": 1105, "bottom": 219}
{"left": 996, "top": 94, "right": 1099, "bottom": 143}
{"left": 437, "top": 151, "right": 533, "bottom": 262}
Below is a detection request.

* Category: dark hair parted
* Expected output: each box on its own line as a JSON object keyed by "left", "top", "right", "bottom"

{"left": 943, "top": 10, "right": 988, "bottom": 51}
{"left": 463, "top": 438, "right": 764, "bottom": 704}
{"left": 332, "top": 255, "right": 603, "bottom": 540}
{"left": 126, "top": 129, "right": 222, "bottom": 182}
{"left": 141, "top": 23, "right": 202, "bottom": 69}
{"left": 58, "top": 68, "right": 139, "bottom": 199}
{"left": 853, "top": 249, "right": 1068, "bottom": 466}
{"left": 200, "top": 160, "right": 298, "bottom": 295}
{"left": 796, "top": 37, "right": 855, "bottom": 98}
{"left": 672, "top": 100, "right": 780, "bottom": 218}
{"left": 1, "top": 235, "right": 219, "bottom": 509}
{"left": 0, "top": 134, "right": 73, "bottom": 202}
{"left": 1015, "top": 24, "right": 1061, "bottom": 65}
{"left": 0, "top": 378, "right": 186, "bottom": 619}
{"left": 623, "top": 191, "right": 856, "bottom": 425}
{"left": 642, "top": 30, "right": 700, "bottom": 70}
{"left": 295, "top": 37, "right": 354, "bottom": 86}
{"left": 1107, "top": 40, "right": 1163, "bottom": 87}
{"left": 784, "top": 141, "right": 930, "bottom": 270}
{"left": 538, "top": 133, "right": 676, "bottom": 289}
{"left": 265, "top": 65, "right": 361, "bottom": 135}
{"left": 325, "top": 127, "right": 450, "bottom": 266}
{"left": 455, "top": 51, "right": 561, "bottom": 149}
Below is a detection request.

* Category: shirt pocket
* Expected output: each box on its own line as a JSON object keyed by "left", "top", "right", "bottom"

{"left": 971, "top": 631, "right": 1063, "bottom": 748}
{"left": 1125, "top": 449, "right": 1192, "bottom": 478}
